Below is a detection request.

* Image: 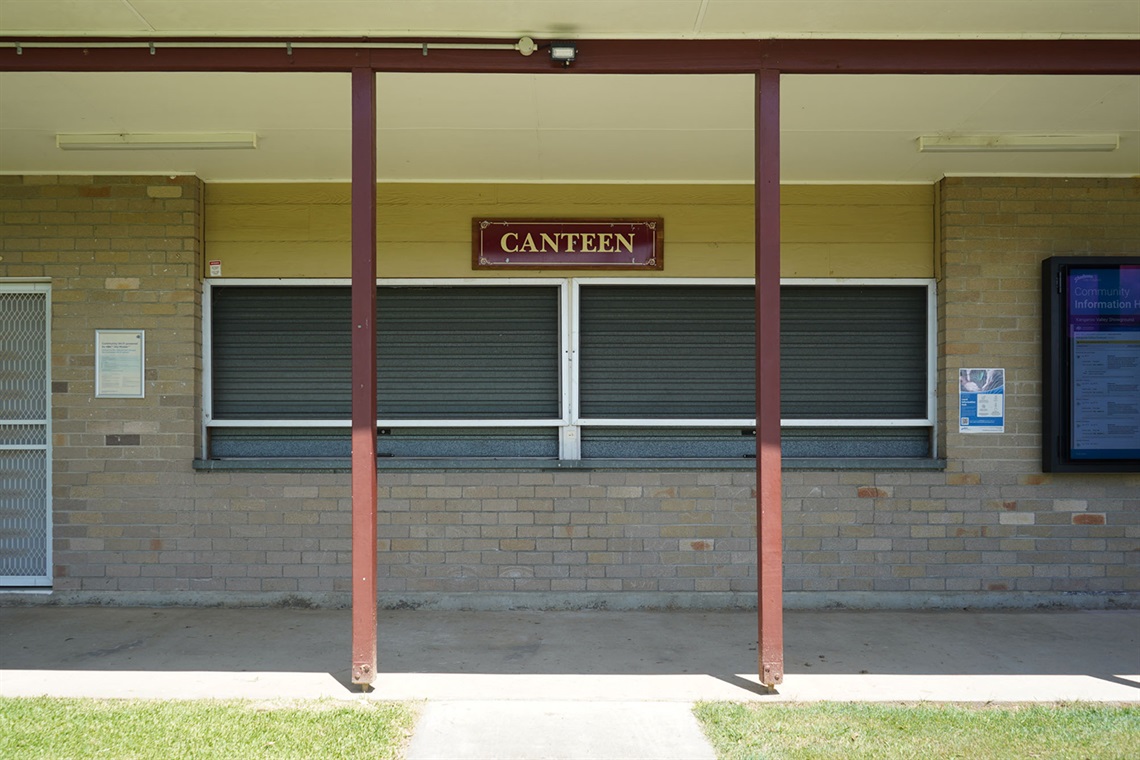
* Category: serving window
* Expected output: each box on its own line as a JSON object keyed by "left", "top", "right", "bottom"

{"left": 203, "top": 278, "right": 935, "bottom": 463}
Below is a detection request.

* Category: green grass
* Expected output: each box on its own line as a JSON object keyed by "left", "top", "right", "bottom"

{"left": 694, "top": 701, "right": 1140, "bottom": 760}
{"left": 0, "top": 697, "right": 418, "bottom": 760}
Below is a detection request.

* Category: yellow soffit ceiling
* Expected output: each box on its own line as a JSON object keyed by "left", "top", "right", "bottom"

{"left": 1, "top": 0, "right": 1138, "bottom": 39}
{"left": 1, "top": 2, "right": 1137, "bottom": 183}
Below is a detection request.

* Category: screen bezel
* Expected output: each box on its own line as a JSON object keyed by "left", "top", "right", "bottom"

{"left": 1042, "top": 256, "right": 1140, "bottom": 473}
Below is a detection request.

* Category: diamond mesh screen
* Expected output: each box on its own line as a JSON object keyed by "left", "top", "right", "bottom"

{"left": 0, "top": 289, "right": 49, "bottom": 584}
{"left": 0, "top": 292, "right": 48, "bottom": 420}
{"left": 0, "top": 425, "right": 47, "bottom": 447}
{"left": 0, "top": 449, "right": 48, "bottom": 577}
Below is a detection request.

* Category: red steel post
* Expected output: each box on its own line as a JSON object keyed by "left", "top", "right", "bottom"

{"left": 350, "top": 66, "right": 379, "bottom": 687}
{"left": 755, "top": 67, "right": 784, "bottom": 688}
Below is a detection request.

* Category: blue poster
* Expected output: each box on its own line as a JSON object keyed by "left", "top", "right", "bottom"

{"left": 959, "top": 368, "right": 1005, "bottom": 433}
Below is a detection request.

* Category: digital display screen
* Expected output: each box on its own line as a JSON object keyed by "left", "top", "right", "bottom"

{"left": 1066, "top": 265, "right": 1140, "bottom": 461}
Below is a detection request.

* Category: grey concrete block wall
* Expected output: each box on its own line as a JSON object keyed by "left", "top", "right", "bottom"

{"left": 1, "top": 174, "right": 1137, "bottom": 608}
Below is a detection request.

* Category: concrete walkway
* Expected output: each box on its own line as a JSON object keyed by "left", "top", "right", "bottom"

{"left": 2, "top": 607, "right": 1138, "bottom": 758}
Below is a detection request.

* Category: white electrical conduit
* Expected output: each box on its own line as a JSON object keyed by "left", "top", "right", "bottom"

{"left": 3, "top": 37, "right": 540, "bottom": 56}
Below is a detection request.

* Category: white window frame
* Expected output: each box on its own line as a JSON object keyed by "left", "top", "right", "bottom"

{"left": 203, "top": 276, "right": 937, "bottom": 461}
{"left": 202, "top": 278, "right": 570, "bottom": 460}
{"left": 571, "top": 276, "right": 937, "bottom": 426}
{"left": 778, "top": 277, "right": 938, "bottom": 429}
{"left": 778, "top": 277, "right": 938, "bottom": 460}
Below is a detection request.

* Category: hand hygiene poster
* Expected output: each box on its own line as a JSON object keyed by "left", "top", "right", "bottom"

{"left": 959, "top": 368, "right": 1005, "bottom": 433}
{"left": 1068, "top": 266, "right": 1140, "bottom": 460}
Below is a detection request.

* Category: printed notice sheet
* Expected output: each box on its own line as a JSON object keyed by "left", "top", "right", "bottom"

{"left": 95, "top": 330, "right": 145, "bottom": 398}
{"left": 959, "top": 368, "right": 1005, "bottom": 433}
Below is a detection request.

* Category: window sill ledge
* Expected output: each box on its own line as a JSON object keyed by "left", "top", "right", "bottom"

{"left": 192, "top": 457, "right": 946, "bottom": 473}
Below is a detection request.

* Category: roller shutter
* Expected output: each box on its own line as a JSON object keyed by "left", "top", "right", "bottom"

{"left": 212, "top": 286, "right": 351, "bottom": 420}
{"left": 577, "top": 283, "right": 927, "bottom": 421}
{"left": 782, "top": 285, "right": 928, "bottom": 419}
{"left": 378, "top": 286, "right": 559, "bottom": 420}
{"left": 211, "top": 285, "right": 560, "bottom": 421}
{"left": 578, "top": 285, "right": 754, "bottom": 419}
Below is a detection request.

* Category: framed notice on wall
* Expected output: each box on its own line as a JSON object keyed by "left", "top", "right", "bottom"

{"left": 95, "top": 330, "right": 145, "bottom": 398}
{"left": 1042, "top": 257, "right": 1140, "bottom": 472}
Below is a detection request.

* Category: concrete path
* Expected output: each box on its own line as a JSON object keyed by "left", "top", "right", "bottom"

{"left": 406, "top": 701, "right": 716, "bottom": 760}
{"left": 2, "top": 607, "right": 1138, "bottom": 758}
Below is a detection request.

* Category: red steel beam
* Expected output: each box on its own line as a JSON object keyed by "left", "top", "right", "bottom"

{"left": 0, "top": 37, "right": 760, "bottom": 73}
{"left": 349, "top": 66, "right": 378, "bottom": 688}
{"left": 1, "top": 38, "right": 1137, "bottom": 75}
{"left": 755, "top": 68, "right": 784, "bottom": 689}
{"left": 758, "top": 38, "right": 1140, "bottom": 75}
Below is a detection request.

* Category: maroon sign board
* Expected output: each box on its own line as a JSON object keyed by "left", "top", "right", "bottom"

{"left": 473, "top": 219, "right": 664, "bottom": 270}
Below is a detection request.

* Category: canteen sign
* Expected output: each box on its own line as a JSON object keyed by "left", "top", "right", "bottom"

{"left": 474, "top": 219, "right": 663, "bottom": 270}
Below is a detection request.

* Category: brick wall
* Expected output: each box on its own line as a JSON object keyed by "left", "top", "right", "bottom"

{"left": 774, "top": 178, "right": 1138, "bottom": 601}
{"left": 1, "top": 175, "right": 206, "bottom": 595}
{"left": 373, "top": 472, "right": 755, "bottom": 600}
{"left": 927, "top": 177, "right": 1140, "bottom": 597}
{"left": 1, "top": 175, "right": 1137, "bottom": 608}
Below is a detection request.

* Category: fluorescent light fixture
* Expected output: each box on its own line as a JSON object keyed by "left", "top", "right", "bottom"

{"left": 56, "top": 132, "right": 258, "bottom": 150}
{"left": 918, "top": 134, "right": 1118, "bottom": 153}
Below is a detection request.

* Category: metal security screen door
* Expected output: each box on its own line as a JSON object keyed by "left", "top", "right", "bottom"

{"left": 0, "top": 284, "right": 51, "bottom": 587}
